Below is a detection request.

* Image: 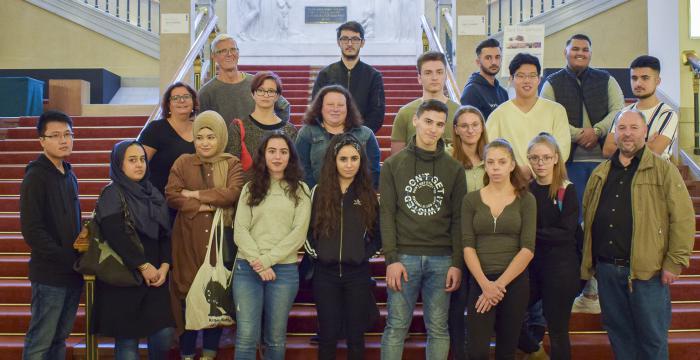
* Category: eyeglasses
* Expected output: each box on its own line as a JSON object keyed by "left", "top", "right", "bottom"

{"left": 170, "top": 94, "right": 192, "bottom": 102}
{"left": 527, "top": 155, "right": 555, "bottom": 164}
{"left": 456, "top": 123, "right": 482, "bottom": 131}
{"left": 214, "top": 47, "right": 239, "bottom": 56}
{"left": 514, "top": 73, "right": 539, "bottom": 80}
{"left": 338, "top": 37, "right": 363, "bottom": 44}
{"left": 255, "top": 88, "right": 278, "bottom": 97}
{"left": 41, "top": 132, "right": 74, "bottom": 141}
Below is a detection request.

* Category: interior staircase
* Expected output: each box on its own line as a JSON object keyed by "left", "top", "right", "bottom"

{"left": 1, "top": 65, "right": 699, "bottom": 359}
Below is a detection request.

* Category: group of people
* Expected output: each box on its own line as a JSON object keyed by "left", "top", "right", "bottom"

{"left": 19, "top": 19, "right": 695, "bottom": 360}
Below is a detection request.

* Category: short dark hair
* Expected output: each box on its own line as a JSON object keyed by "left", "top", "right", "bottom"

{"left": 417, "top": 51, "right": 447, "bottom": 73}
{"left": 509, "top": 53, "right": 541, "bottom": 76}
{"left": 416, "top": 99, "right": 449, "bottom": 119}
{"left": 566, "top": 34, "right": 591, "bottom": 47}
{"left": 476, "top": 38, "right": 501, "bottom": 56}
{"left": 250, "top": 71, "right": 283, "bottom": 96}
{"left": 336, "top": 21, "right": 364, "bottom": 40}
{"left": 630, "top": 55, "right": 661, "bottom": 72}
{"left": 37, "top": 110, "right": 73, "bottom": 137}
{"left": 161, "top": 82, "right": 198, "bottom": 118}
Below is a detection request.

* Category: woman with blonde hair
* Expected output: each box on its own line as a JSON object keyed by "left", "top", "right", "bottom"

{"left": 451, "top": 105, "right": 489, "bottom": 192}
{"left": 519, "top": 132, "right": 580, "bottom": 360}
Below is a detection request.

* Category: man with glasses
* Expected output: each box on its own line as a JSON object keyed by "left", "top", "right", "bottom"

{"left": 486, "top": 53, "right": 570, "bottom": 177}
{"left": 199, "top": 33, "right": 290, "bottom": 124}
{"left": 540, "top": 34, "right": 624, "bottom": 317}
{"left": 312, "top": 21, "right": 386, "bottom": 133}
{"left": 21, "top": 111, "right": 83, "bottom": 359}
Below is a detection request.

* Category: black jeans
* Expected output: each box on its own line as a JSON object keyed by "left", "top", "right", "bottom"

{"left": 448, "top": 265, "right": 469, "bottom": 360}
{"left": 313, "top": 263, "right": 374, "bottom": 360}
{"left": 519, "top": 255, "right": 579, "bottom": 360}
{"left": 467, "top": 272, "right": 529, "bottom": 360}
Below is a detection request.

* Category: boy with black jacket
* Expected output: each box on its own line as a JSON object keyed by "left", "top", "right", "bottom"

{"left": 20, "top": 111, "right": 83, "bottom": 360}
{"left": 380, "top": 100, "right": 467, "bottom": 360}
{"left": 312, "top": 21, "right": 386, "bottom": 133}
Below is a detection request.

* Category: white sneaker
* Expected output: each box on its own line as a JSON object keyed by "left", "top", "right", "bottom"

{"left": 571, "top": 294, "right": 601, "bottom": 314}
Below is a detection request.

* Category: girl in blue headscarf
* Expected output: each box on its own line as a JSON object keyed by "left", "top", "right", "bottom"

{"left": 92, "top": 140, "right": 175, "bottom": 360}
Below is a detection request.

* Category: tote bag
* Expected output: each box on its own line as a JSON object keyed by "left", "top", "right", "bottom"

{"left": 185, "top": 208, "right": 235, "bottom": 330}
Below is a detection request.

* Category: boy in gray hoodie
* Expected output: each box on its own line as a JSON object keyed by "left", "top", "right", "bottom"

{"left": 380, "top": 100, "right": 467, "bottom": 359}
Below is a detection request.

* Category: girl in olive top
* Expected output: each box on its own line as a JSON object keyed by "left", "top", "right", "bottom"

{"left": 233, "top": 132, "right": 311, "bottom": 360}
{"left": 448, "top": 105, "right": 489, "bottom": 359}
{"left": 462, "top": 139, "right": 536, "bottom": 360}
{"left": 451, "top": 105, "right": 488, "bottom": 193}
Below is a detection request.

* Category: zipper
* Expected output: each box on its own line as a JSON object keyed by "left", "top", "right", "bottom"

{"left": 492, "top": 216, "right": 497, "bottom": 233}
{"left": 628, "top": 167, "right": 638, "bottom": 293}
{"left": 347, "top": 69, "right": 351, "bottom": 91}
{"left": 339, "top": 202, "right": 344, "bottom": 278}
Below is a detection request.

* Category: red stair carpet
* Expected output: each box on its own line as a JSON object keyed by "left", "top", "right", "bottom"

{"left": 0, "top": 65, "right": 698, "bottom": 359}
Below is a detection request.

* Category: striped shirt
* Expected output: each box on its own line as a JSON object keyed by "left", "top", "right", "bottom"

{"left": 612, "top": 102, "right": 678, "bottom": 160}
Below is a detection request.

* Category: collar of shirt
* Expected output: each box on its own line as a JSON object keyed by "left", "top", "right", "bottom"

{"left": 611, "top": 147, "right": 645, "bottom": 169}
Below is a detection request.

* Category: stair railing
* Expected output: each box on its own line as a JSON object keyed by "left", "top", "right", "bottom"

{"left": 78, "top": 0, "right": 160, "bottom": 33}
{"left": 486, "top": 0, "right": 575, "bottom": 35}
{"left": 139, "top": 12, "right": 219, "bottom": 136}
{"left": 420, "top": 15, "right": 461, "bottom": 103}
{"left": 683, "top": 50, "right": 700, "bottom": 155}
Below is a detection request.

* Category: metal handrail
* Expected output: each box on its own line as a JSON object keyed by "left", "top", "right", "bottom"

{"left": 140, "top": 14, "right": 218, "bottom": 135}
{"left": 420, "top": 15, "right": 461, "bottom": 103}
{"left": 682, "top": 50, "right": 700, "bottom": 155}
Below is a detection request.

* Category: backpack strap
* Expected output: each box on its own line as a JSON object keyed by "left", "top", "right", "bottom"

{"left": 556, "top": 180, "right": 572, "bottom": 212}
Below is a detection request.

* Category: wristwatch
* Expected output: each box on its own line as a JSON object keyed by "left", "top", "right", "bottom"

{"left": 593, "top": 127, "right": 602, "bottom": 138}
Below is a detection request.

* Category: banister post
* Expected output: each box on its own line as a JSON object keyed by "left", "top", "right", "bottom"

{"left": 84, "top": 275, "right": 97, "bottom": 359}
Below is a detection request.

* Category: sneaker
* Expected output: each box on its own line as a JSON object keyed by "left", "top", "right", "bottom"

{"left": 571, "top": 294, "right": 601, "bottom": 314}
{"left": 524, "top": 344, "right": 550, "bottom": 360}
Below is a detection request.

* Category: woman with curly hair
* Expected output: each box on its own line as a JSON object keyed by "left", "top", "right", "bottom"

{"left": 304, "top": 133, "right": 381, "bottom": 359}
{"left": 233, "top": 132, "right": 311, "bottom": 360}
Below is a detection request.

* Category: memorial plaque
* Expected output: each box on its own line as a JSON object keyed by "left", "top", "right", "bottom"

{"left": 305, "top": 6, "right": 347, "bottom": 24}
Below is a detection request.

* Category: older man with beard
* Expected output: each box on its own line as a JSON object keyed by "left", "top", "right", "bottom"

{"left": 580, "top": 109, "right": 694, "bottom": 360}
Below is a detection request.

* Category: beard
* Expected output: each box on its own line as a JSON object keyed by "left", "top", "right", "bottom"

{"left": 480, "top": 63, "right": 499, "bottom": 76}
{"left": 342, "top": 48, "right": 359, "bottom": 60}
{"left": 634, "top": 90, "right": 655, "bottom": 100}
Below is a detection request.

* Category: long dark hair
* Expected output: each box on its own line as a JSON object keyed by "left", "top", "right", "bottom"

{"left": 303, "top": 85, "right": 363, "bottom": 130}
{"left": 312, "top": 133, "right": 378, "bottom": 239}
{"left": 483, "top": 138, "right": 529, "bottom": 197}
{"left": 451, "top": 105, "right": 488, "bottom": 169}
{"left": 247, "top": 132, "right": 307, "bottom": 207}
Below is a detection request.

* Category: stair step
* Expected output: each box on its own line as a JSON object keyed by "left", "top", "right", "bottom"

{"left": 17, "top": 116, "right": 147, "bottom": 128}
{"left": 0, "top": 179, "right": 109, "bottom": 195}
{"left": 286, "top": 97, "right": 417, "bottom": 107}
{"left": 0, "top": 196, "right": 96, "bottom": 212}
{"left": 0, "top": 138, "right": 124, "bottom": 152}
{"left": 6, "top": 126, "right": 141, "bottom": 140}
{"left": 0, "top": 151, "right": 111, "bottom": 165}
{"left": 0, "top": 234, "right": 29, "bottom": 253}
{"left": 0, "top": 305, "right": 85, "bottom": 334}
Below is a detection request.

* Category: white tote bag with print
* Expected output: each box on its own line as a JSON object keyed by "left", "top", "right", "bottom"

{"left": 185, "top": 208, "right": 235, "bottom": 330}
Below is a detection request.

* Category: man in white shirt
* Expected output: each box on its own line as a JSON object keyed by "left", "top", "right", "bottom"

{"left": 603, "top": 55, "right": 678, "bottom": 160}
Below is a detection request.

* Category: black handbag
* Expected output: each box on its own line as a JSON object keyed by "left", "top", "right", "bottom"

{"left": 74, "top": 186, "right": 144, "bottom": 287}
{"left": 200, "top": 164, "right": 237, "bottom": 270}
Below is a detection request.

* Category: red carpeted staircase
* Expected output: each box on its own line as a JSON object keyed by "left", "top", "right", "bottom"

{"left": 0, "top": 65, "right": 699, "bottom": 359}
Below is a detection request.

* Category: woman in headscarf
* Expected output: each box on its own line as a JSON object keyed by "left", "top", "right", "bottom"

{"left": 93, "top": 140, "right": 175, "bottom": 359}
{"left": 165, "top": 110, "right": 244, "bottom": 360}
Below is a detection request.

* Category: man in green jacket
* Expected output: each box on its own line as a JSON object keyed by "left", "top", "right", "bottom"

{"left": 581, "top": 109, "right": 694, "bottom": 360}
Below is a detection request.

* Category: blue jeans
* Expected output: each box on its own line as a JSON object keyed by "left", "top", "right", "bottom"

{"left": 381, "top": 254, "right": 452, "bottom": 360}
{"left": 23, "top": 282, "right": 82, "bottom": 360}
{"left": 114, "top": 327, "right": 174, "bottom": 360}
{"left": 233, "top": 261, "right": 299, "bottom": 360}
{"left": 596, "top": 262, "right": 671, "bottom": 360}
{"left": 566, "top": 161, "right": 600, "bottom": 223}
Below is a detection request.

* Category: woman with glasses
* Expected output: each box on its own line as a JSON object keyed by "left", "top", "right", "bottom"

{"left": 461, "top": 139, "right": 535, "bottom": 360}
{"left": 233, "top": 132, "right": 311, "bottom": 360}
{"left": 519, "top": 133, "right": 580, "bottom": 360}
{"left": 295, "top": 85, "right": 380, "bottom": 189}
{"left": 305, "top": 133, "right": 381, "bottom": 359}
{"left": 225, "top": 71, "right": 297, "bottom": 181}
{"left": 138, "top": 82, "right": 198, "bottom": 196}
